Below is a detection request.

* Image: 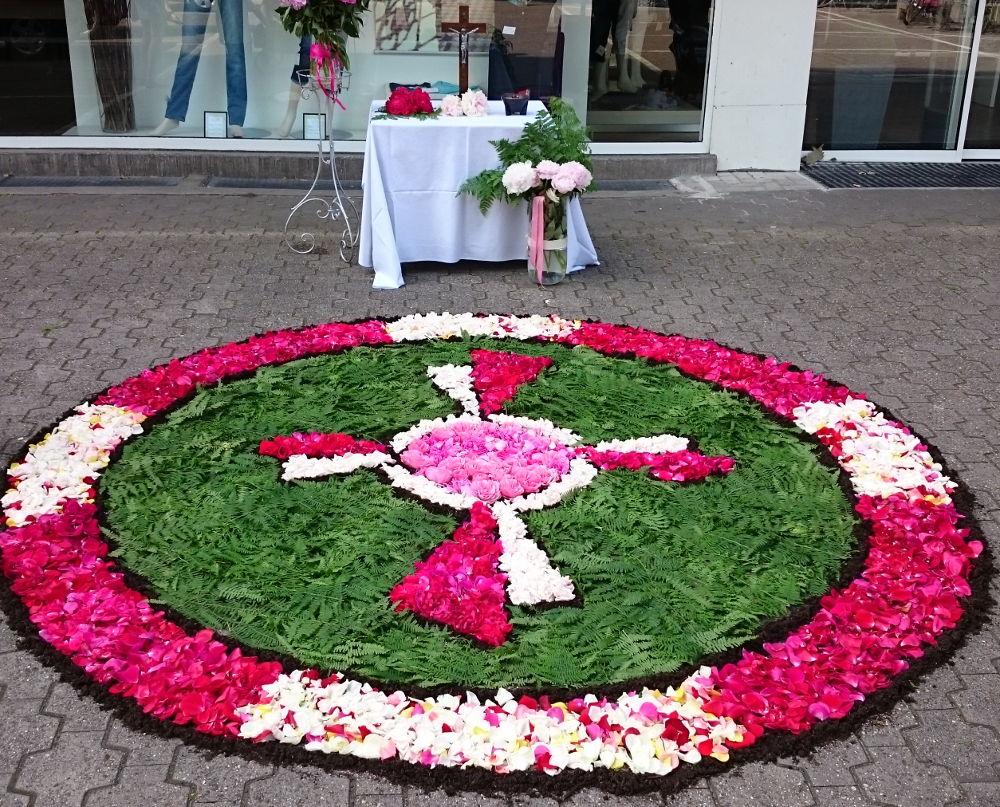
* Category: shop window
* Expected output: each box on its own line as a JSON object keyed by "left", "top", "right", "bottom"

{"left": 805, "top": 0, "right": 977, "bottom": 150}
{"left": 2, "top": 0, "right": 711, "bottom": 143}
{"left": 0, "top": 0, "right": 76, "bottom": 134}
{"left": 586, "top": 0, "right": 712, "bottom": 143}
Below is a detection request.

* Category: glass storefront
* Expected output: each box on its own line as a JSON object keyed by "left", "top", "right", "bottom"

{"left": 806, "top": 0, "right": 1000, "bottom": 156}
{"left": 0, "top": 0, "right": 714, "bottom": 143}
{"left": 584, "top": 0, "right": 712, "bottom": 142}
{"left": 965, "top": 1, "right": 1000, "bottom": 146}
{"left": 805, "top": 0, "right": 978, "bottom": 151}
{"left": 0, "top": 1, "right": 76, "bottom": 135}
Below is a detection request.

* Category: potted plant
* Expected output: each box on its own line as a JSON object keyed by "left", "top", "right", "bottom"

{"left": 458, "top": 99, "right": 594, "bottom": 285}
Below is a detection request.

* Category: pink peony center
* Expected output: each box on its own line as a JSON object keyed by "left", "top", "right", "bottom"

{"left": 399, "top": 420, "right": 573, "bottom": 503}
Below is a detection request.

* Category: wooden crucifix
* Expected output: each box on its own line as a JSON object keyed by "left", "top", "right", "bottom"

{"left": 442, "top": 5, "right": 487, "bottom": 94}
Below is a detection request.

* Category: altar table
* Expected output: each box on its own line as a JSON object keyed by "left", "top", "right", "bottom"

{"left": 359, "top": 100, "right": 599, "bottom": 290}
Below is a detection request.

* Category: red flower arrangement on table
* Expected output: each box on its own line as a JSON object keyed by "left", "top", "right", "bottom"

{"left": 385, "top": 86, "right": 434, "bottom": 116}
{"left": 0, "top": 313, "right": 984, "bottom": 782}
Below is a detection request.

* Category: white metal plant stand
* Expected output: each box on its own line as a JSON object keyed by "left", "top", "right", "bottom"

{"left": 283, "top": 68, "right": 359, "bottom": 263}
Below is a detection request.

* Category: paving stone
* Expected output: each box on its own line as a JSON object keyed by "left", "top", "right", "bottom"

{"left": 709, "top": 763, "right": 813, "bottom": 807}
{"left": 170, "top": 747, "right": 272, "bottom": 803}
{"left": 952, "top": 632, "right": 1000, "bottom": 676}
{"left": 811, "top": 786, "right": 873, "bottom": 807}
{"left": 0, "top": 698, "right": 59, "bottom": 771}
{"left": 791, "top": 737, "right": 869, "bottom": 787}
{"left": 952, "top": 781, "right": 1000, "bottom": 806}
{"left": 661, "top": 790, "right": 719, "bottom": 807}
{"left": 11, "top": 730, "right": 123, "bottom": 807}
{"left": 950, "top": 674, "right": 1000, "bottom": 734}
{"left": 853, "top": 747, "right": 962, "bottom": 807}
{"left": 906, "top": 666, "right": 966, "bottom": 710}
{"left": 82, "top": 765, "right": 192, "bottom": 807}
{"left": 0, "top": 619, "right": 19, "bottom": 653}
{"left": 354, "top": 771, "right": 403, "bottom": 796}
{"left": 42, "top": 684, "right": 113, "bottom": 733}
{"left": 407, "top": 788, "right": 508, "bottom": 807}
{"left": 245, "top": 765, "right": 350, "bottom": 806}
{"left": 0, "top": 652, "right": 59, "bottom": 700}
{"left": 103, "top": 721, "right": 182, "bottom": 767}
{"left": 355, "top": 797, "right": 404, "bottom": 807}
{"left": 855, "top": 702, "right": 919, "bottom": 747}
{"left": 902, "top": 709, "right": 1000, "bottom": 782}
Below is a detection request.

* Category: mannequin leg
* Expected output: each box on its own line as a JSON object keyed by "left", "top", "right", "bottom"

{"left": 218, "top": 0, "right": 248, "bottom": 128}
{"left": 278, "top": 35, "right": 311, "bottom": 138}
{"left": 590, "top": 0, "right": 619, "bottom": 99}
{"left": 277, "top": 84, "right": 304, "bottom": 138}
{"left": 162, "top": 0, "right": 212, "bottom": 126}
{"left": 592, "top": 60, "right": 610, "bottom": 99}
{"left": 613, "top": 0, "right": 640, "bottom": 93}
{"left": 151, "top": 118, "right": 180, "bottom": 136}
{"left": 625, "top": 2, "right": 652, "bottom": 93}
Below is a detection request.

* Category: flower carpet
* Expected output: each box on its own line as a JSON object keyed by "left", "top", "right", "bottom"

{"left": 0, "top": 313, "right": 985, "bottom": 793}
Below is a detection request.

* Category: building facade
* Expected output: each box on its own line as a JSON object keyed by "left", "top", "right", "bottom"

{"left": 1, "top": 0, "right": 999, "bottom": 171}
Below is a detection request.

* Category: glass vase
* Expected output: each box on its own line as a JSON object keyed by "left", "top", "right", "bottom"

{"left": 527, "top": 194, "right": 568, "bottom": 286}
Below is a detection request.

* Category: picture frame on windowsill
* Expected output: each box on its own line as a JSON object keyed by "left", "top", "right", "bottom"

{"left": 303, "top": 112, "right": 328, "bottom": 141}
{"left": 203, "top": 112, "right": 229, "bottom": 139}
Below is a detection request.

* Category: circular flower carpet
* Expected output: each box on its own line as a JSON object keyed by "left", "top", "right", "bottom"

{"left": 0, "top": 314, "right": 986, "bottom": 793}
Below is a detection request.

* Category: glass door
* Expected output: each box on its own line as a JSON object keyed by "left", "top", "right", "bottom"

{"left": 583, "top": 0, "right": 713, "bottom": 143}
{"left": 805, "top": 0, "right": 979, "bottom": 152}
{"left": 964, "top": 1, "right": 1000, "bottom": 147}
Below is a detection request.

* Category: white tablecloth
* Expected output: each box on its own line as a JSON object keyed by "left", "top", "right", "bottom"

{"left": 359, "top": 100, "right": 599, "bottom": 289}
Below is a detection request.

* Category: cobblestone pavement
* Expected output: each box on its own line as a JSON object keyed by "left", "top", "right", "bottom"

{"left": 1, "top": 173, "right": 999, "bottom": 807}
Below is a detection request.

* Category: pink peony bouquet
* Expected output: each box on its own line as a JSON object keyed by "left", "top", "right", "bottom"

{"left": 501, "top": 159, "right": 592, "bottom": 200}
{"left": 459, "top": 98, "right": 594, "bottom": 213}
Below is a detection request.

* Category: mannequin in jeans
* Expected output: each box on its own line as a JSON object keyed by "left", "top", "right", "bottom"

{"left": 152, "top": 0, "right": 247, "bottom": 137}
{"left": 277, "top": 35, "right": 311, "bottom": 139}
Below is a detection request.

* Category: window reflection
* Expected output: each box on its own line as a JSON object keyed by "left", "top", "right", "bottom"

{"left": 805, "top": 1, "right": 975, "bottom": 150}
{"left": 0, "top": 0, "right": 75, "bottom": 134}
{"left": 586, "top": 0, "right": 712, "bottom": 142}
{"left": 0, "top": 0, "right": 712, "bottom": 142}
{"left": 966, "top": 1, "right": 1000, "bottom": 147}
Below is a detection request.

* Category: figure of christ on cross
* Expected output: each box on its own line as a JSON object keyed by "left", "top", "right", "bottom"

{"left": 442, "top": 5, "right": 487, "bottom": 94}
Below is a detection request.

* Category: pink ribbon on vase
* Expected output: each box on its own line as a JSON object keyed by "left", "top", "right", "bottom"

{"left": 310, "top": 43, "right": 347, "bottom": 109}
{"left": 529, "top": 194, "right": 546, "bottom": 284}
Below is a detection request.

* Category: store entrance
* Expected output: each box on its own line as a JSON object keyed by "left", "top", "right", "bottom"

{"left": 964, "top": 2, "right": 1000, "bottom": 147}
{"left": 805, "top": 0, "right": 1000, "bottom": 159}
{"left": 805, "top": 1, "right": 977, "bottom": 152}
{"left": 583, "top": 0, "right": 712, "bottom": 143}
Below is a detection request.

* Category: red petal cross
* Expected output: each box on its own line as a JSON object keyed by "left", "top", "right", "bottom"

{"left": 388, "top": 502, "right": 512, "bottom": 646}
{"left": 581, "top": 448, "right": 735, "bottom": 483}
{"left": 470, "top": 349, "right": 553, "bottom": 415}
{"left": 258, "top": 432, "right": 387, "bottom": 460}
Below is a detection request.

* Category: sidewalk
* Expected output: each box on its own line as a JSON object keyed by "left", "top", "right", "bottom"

{"left": 0, "top": 173, "right": 998, "bottom": 807}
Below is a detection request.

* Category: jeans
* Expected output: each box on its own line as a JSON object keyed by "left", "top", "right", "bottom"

{"left": 291, "top": 35, "right": 312, "bottom": 86}
{"left": 165, "top": 0, "right": 247, "bottom": 126}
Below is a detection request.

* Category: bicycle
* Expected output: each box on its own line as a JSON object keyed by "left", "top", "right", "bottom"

{"left": 901, "top": 0, "right": 943, "bottom": 25}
